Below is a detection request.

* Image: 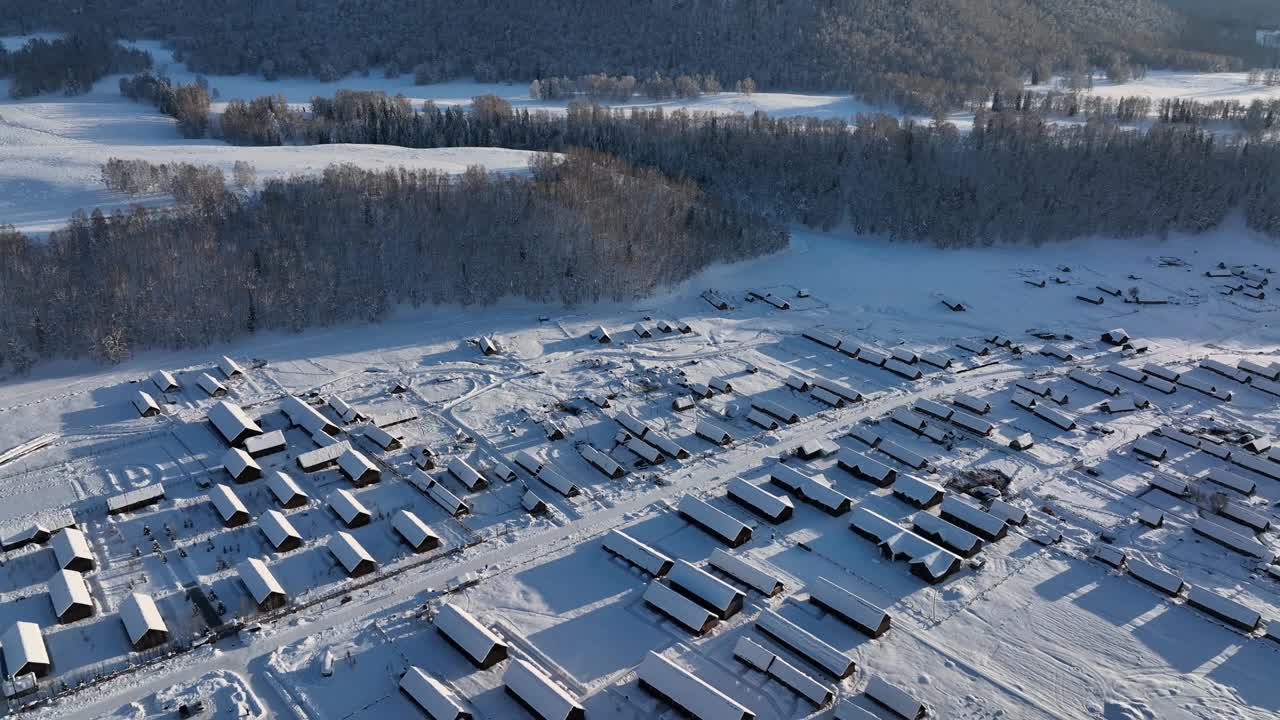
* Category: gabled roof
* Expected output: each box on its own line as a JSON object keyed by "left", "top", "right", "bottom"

{"left": 119, "top": 592, "right": 168, "bottom": 647}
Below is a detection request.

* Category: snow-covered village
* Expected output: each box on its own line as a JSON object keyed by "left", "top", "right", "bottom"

{"left": 5, "top": 3, "right": 1280, "bottom": 719}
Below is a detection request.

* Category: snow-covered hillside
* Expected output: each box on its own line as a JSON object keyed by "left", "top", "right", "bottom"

{"left": 2, "top": 226, "right": 1279, "bottom": 719}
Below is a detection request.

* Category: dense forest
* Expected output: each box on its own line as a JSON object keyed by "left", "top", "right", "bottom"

{"left": 0, "top": 0, "right": 1258, "bottom": 110}
{"left": 177, "top": 89, "right": 1280, "bottom": 245}
{"left": 0, "top": 33, "right": 151, "bottom": 97}
{"left": 0, "top": 151, "right": 785, "bottom": 369}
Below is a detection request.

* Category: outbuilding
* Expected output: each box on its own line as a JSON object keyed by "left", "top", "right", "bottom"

{"left": 49, "top": 569, "right": 93, "bottom": 623}
{"left": 208, "top": 401, "right": 262, "bottom": 446}
{"left": 392, "top": 509, "right": 441, "bottom": 552}
{"left": 637, "top": 651, "right": 755, "bottom": 720}
{"left": 338, "top": 448, "right": 381, "bottom": 487}
{"left": 864, "top": 676, "right": 927, "bottom": 720}
{"left": 434, "top": 603, "right": 509, "bottom": 669}
{"left": 119, "top": 592, "right": 168, "bottom": 650}
{"left": 132, "top": 390, "right": 161, "bottom": 417}
{"left": 51, "top": 527, "right": 94, "bottom": 572}
{"left": 504, "top": 659, "right": 585, "bottom": 720}
{"left": 210, "top": 484, "right": 251, "bottom": 527}
{"left": 329, "top": 531, "right": 377, "bottom": 577}
{"left": 266, "top": 471, "right": 309, "bottom": 508}
{"left": 259, "top": 510, "right": 303, "bottom": 552}
{"left": 2, "top": 622, "right": 49, "bottom": 677}
{"left": 328, "top": 488, "right": 372, "bottom": 528}
{"left": 400, "top": 667, "right": 472, "bottom": 720}
{"left": 238, "top": 557, "right": 287, "bottom": 612}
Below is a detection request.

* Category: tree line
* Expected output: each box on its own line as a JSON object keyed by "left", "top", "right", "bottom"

{"left": 0, "top": 151, "right": 785, "bottom": 372}
{"left": 1001, "top": 90, "right": 1280, "bottom": 133}
{"left": 118, "top": 72, "right": 213, "bottom": 137}
{"left": 0, "top": 33, "right": 151, "bottom": 97}
{"left": 0, "top": 0, "right": 1253, "bottom": 111}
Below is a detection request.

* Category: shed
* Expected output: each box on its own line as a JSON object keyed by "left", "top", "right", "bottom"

{"left": 487, "top": 459, "right": 517, "bottom": 484}
{"left": 479, "top": 335, "right": 500, "bottom": 356}
{"left": 1192, "top": 518, "right": 1273, "bottom": 561}
{"left": 296, "top": 440, "right": 351, "bottom": 473}
{"left": 911, "top": 512, "right": 982, "bottom": 557}
{"left": 986, "top": 499, "right": 1027, "bottom": 526}
{"left": 282, "top": 396, "right": 340, "bottom": 436}
{"left": 834, "top": 701, "right": 883, "bottom": 720}
{"left": 637, "top": 651, "right": 755, "bottom": 720}
{"left": 733, "top": 637, "right": 831, "bottom": 708}
{"left": 132, "top": 390, "right": 161, "bottom": 417}
{"left": 1101, "top": 329, "right": 1130, "bottom": 346}
{"left": 49, "top": 568, "right": 93, "bottom": 623}
{"left": 1220, "top": 502, "right": 1270, "bottom": 532}
{"left": 668, "top": 560, "right": 745, "bottom": 620}
{"left": 434, "top": 603, "right": 509, "bottom": 669}
{"left": 106, "top": 484, "right": 165, "bottom": 514}
{"left": 920, "top": 352, "right": 953, "bottom": 369}
{"left": 602, "top": 530, "right": 673, "bottom": 577}
{"left": 536, "top": 466, "right": 580, "bottom": 498}
{"left": 119, "top": 592, "right": 168, "bottom": 651}
{"left": 756, "top": 608, "right": 856, "bottom": 679}
{"left": 891, "top": 475, "right": 945, "bottom": 509}
{"left": 589, "top": 326, "right": 612, "bottom": 344}
{"left": 259, "top": 510, "right": 303, "bottom": 552}
{"left": 769, "top": 466, "right": 851, "bottom": 515}
{"left": 338, "top": 448, "right": 381, "bottom": 487}
{"left": 695, "top": 420, "right": 734, "bottom": 446}
{"left": 222, "top": 447, "right": 262, "bottom": 484}
{"left": 210, "top": 484, "right": 250, "bottom": 527}
{"left": 362, "top": 425, "right": 401, "bottom": 452}
{"left": 150, "top": 370, "right": 179, "bottom": 393}
{"left": 1127, "top": 560, "right": 1185, "bottom": 597}
{"left": 266, "top": 471, "right": 309, "bottom": 508}
{"left": 238, "top": 557, "right": 287, "bottom": 611}
{"left": 504, "top": 659, "right": 585, "bottom": 720}
{"left": 914, "top": 399, "right": 953, "bottom": 422}
{"left": 751, "top": 399, "right": 800, "bottom": 424}
{"left": 678, "top": 495, "right": 751, "bottom": 547}
{"left": 244, "top": 430, "right": 286, "bottom": 458}
{"left": 1108, "top": 365, "right": 1147, "bottom": 384}
{"left": 2, "top": 622, "right": 49, "bottom": 677}
{"left": 51, "top": 527, "right": 93, "bottom": 572}
{"left": 580, "top": 446, "right": 625, "bottom": 479}
{"left": 877, "top": 441, "right": 928, "bottom": 470}
{"left": 727, "top": 477, "right": 794, "bottom": 523}
{"left": 218, "top": 355, "right": 246, "bottom": 379}
{"left": 954, "top": 394, "right": 991, "bottom": 415}
{"left": 1156, "top": 428, "right": 1202, "bottom": 451}
{"left": 522, "top": 489, "right": 548, "bottom": 515}
{"left": 196, "top": 372, "right": 227, "bottom": 397}
{"left": 673, "top": 396, "right": 697, "bottom": 411}
{"left": 1202, "top": 359, "right": 1250, "bottom": 384}
{"left": 425, "top": 477, "right": 471, "bottom": 517}
{"left": 803, "top": 330, "right": 842, "bottom": 349}
{"left": 393, "top": 509, "right": 441, "bottom": 552}
{"left": 811, "top": 378, "right": 864, "bottom": 404}
{"left": 707, "top": 549, "right": 782, "bottom": 596}
{"left": 1233, "top": 452, "right": 1280, "bottom": 481}
{"left": 514, "top": 450, "right": 545, "bottom": 477}
{"left": 1187, "top": 586, "right": 1262, "bottom": 632}
{"left": 1041, "top": 345, "right": 1075, "bottom": 361}
{"left": 645, "top": 580, "right": 718, "bottom": 635}
{"left": 328, "top": 488, "right": 372, "bottom": 528}
{"left": 864, "top": 676, "right": 926, "bottom": 719}
{"left": 208, "top": 400, "right": 262, "bottom": 446}
{"left": 1133, "top": 437, "right": 1169, "bottom": 460}
{"left": 795, "top": 438, "right": 837, "bottom": 460}
{"left": 836, "top": 449, "right": 897, "bottom": 486}
{"left": 400, "top": 667, "right": 472, "bottom": 720}
{"left": 940, "top": 496, "right": 1008, "bottom": 541}
{"left": 809, "top": 576, "right": 891, "bottom": 637}
{"left": 329, "top": 531, "right": 377, "bottom": 577}
{"left": 446, "top": 457, "right": 488, "bottom": 491}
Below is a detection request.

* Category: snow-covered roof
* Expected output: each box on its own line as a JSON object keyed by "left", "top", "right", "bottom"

{"left": 400, "top": 666, "right": 471, "bottom": 720}
{"left": 745, "top": 409, "right": 780, "bottom": 430}
{"left": 1093, "top": 544, "right": 1126, "bottom": 569}
{"left": 392, "top": 509, "right": 440, "bottom": 552}
{"left": 836, "top": 449, "right": 897, "bottom": 485}
{"left": 208, "top": 400, "right": 262, "bottom": 445}
{"left": 434, "top": 603, "right": 508, "bottom": 668}
{"left": 645, "top": 431, "right": 690, "bottom": 459}
{"left": 885, "top": 358, "right": 923, "bottom": 380}
{"left": 106, "top": 484, "right": 166, "bottom": 514}
{"left": 1133, "top": 437, "right": 1169, "bottom": 460}
{"left": 514, "top": 450, "right": 544, "bottom": 476}
{"left": 132, "top": 390, "right": 160, "bottom": 416}
{"left": 327, "top": 395, "right": 363, "bottom": 423}
{"left": 362, "top": 424, "right": 401, "bottom": 451}
{"left": 210, "top": 483, "right": 249, "bottom": 524}
{"left": 626, "top": 437, "right": 664, "bottom": 464}
{"left": 1191, "top": 518, "right": 1273, "bottom": 561}
{"left": 1201, "top": 358, "right": 1250, "bottom": 384}
{"left": 890, "top": 407, "right": 926, "bottom": 433}
{"left": 695, "top": 419, "right": 734, "bottom": 445}
{"left": 615, "top": 412, "right": 650, "bottom": 437}
{"left": 266, "top": 471, "right": 309, "bottom": 507}
{"left": 259, "top": 510, "right": 302, "bottom": 550}
{"left": 912, "top": 511, "right": 981, "bottom": 556}
{"left": 756, "top": 608, "right": 855, "bottom": 679}
{"left": 337, "top": 448, "right": 380, "bottom": 486}
{"left": 425, "top": 478, "right": 470, "bottom": 517}
{"left": 1127, "top": 559, "right": 1184, "bottom": 596}
{"left": 864, "top": 676, "right": 926, "bottom": 719}
{"left": 892, "top": 474, "right": 944, "bottom": 508}
{"left": 119, "top": 592, "right": 168, "bottom": 648}
{"left": 328, "top": 531, "right": 376, "bottom": 575}
{"left": 645, "top": 578, "right": 718, "bottom": 634}
{"left": 521, "top": 489, "right": 547, "bottom": 513}
{"left": 328, "top": 488, "right": 371, "bottom": 526}
{"left": 579, "top": 446, "right": 624, "bottom": 478}
{"left": 1232, "top": 452, "right": 1280, "bottom": 481}
{"left": 940, "top": 496, "right": 1008, "bottom": 541}
{"left": 707, "top": 548, "right": 782, "bottom": 596}
{"left": 810, "top": 386, "right": 845, "bottom": 408}
{"left": 49, "top": 568, "right": 92, "bottom": 619}
{"left": 51, "top": 527, "right": 92, "bottom": 571}
{"left": 732, "top": 637, "right": 831, "bottom": 707}
{"left": 1238, "top": 359, "right": 1280, "bottom": 381}
{"left": 1068, "top": 369, "right": 1121, "bottom": 395}
{"left": 986, "top": 499, "right": 1027, "bottom": 525}
{"left": 809, "top": 576, "right": 890, "bottom": 637}
{"left": 636, "top": 651, "right": 755, "bottom": 720}
{"left": 877, "top": 441, "right": 928, "bottom": 470}
{"left": 1033, "top": 405, "right": 1077, "bottom": 431}
{"left": 726, "top": 477, "right": 793, "bottom": 523}
{"left": 281, "top": 395, "right": 339, "bottom": 436}
{"left": 1108, "top": 365, "right": 1146, "bottom": 383}
{"left": 803, "top": 329, "right": 841, "bottom": 349}
{"left": 504, "top": 659, "right": 585, "bottom": 720}
{"left": 243, "top": 429, "right": 286, "bottom": 457}
{"left": 221, "top": 447, "right": 260, "bottom": 481}
{"left": 849, "top": 426, "right": 881, "bottom": 448}
{"left": 2, "top": 622, "right": 49, "bottom": 676}
{"left": 238, "top": 557, "right": 286, "bottom": 606}
{"left": 297, "top": 440, "right": 351, "bottom": 471}
{"left": 1220, "top": 502, "right": 1270, "bottom": 532}
{"left": 857, "top": 347, "right": 889, "bottom": 366}
{"left": 750, "top": 398, "right": 799, "bottom": 423}
{"left": 783, "top": 374, "right": 813, "bottom": 392}
{"left": 196, "top": 372, "right": 226, "bottom": 397}
{"left": 668, "top": 560, "right": 745, "bottom": 620}
{"left": 1187, "top": 586, "right": 1262, "bottom": 631}
{"left": 216, "top": 355, "right": 246, "bottom": 379}
{"left": 150, "top": 369, "right": 179, "bottom": 392}
{"left": 603, "top": 530, "right": 673, "bottom": 577}
{"left": 678, "top": 495, "right": 751, "bottom": 547}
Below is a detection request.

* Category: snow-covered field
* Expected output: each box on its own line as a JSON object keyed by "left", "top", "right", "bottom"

{"left": 1046, "top": 70, "right": 1280, "bottom": 105}
{"left": 2, "top": 225, "right": 1280, "bottom": 719}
